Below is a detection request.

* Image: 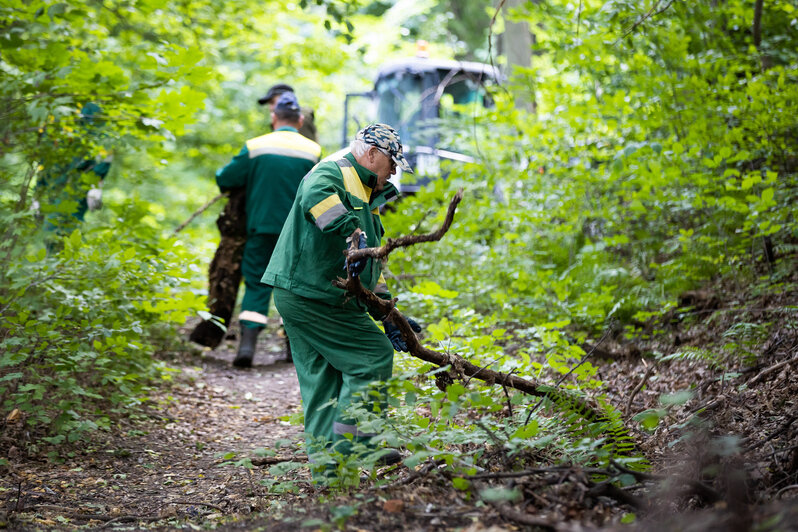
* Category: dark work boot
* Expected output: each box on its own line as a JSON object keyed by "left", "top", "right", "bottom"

{"left": 233, "top": 327, "right": 260, "bottom": 368}
{"left": 284, "top": 333, "right": 292, "bottom": 363}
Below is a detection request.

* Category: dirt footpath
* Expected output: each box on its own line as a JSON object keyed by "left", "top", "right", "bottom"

{"left": 2, "top": 323, "right": 306, "bottom": 530}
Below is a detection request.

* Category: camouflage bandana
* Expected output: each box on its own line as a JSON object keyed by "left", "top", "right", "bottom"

{"left": 355, "top": 123, "right": 413, "bottom": 173}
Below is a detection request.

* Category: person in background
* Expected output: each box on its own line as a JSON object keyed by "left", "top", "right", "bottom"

{"left": 262, "top": 123, "right": 423, "bottom": 475}
{"left": 257, "top": 83, "right": 318, "bottom": 142}
{"left": 216, "top": 92, "right": 321, "bottom": 368}
{"left": 36, "top": 103, "right": 112, "bottom": 251}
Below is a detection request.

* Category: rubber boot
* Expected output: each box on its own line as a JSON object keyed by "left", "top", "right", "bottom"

{"left": 233, "top": 327, "right": 260, "bottom": 368}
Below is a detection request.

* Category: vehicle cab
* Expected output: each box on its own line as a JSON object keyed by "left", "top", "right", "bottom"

{"left": 342, "top": 45, "right": 500, "bottom": 193}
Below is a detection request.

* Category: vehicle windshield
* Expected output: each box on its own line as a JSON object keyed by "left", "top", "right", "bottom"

{"left": 376, "top": 73, "right": 423, "bottom": 146}
{"left": 376, "top": 69, "right": 490, "bottom": 149}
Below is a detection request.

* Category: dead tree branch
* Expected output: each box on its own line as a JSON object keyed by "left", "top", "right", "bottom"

{"left": 251, "top": 455, "right": 308, "bottom": 466}
{"left": 625, "top": 362, "right": 657, "bottom": 416}
{"left": 746, "top": 354, "right": 798, "bottom": 387}
{"left": 345, "top": 189, "right": 464, "bottom": 264}
{"left": 335, "top": 190, "right": 548, "bottom": 399}
{"left": 333, "top": 190, "right": 618, "bottom": 431}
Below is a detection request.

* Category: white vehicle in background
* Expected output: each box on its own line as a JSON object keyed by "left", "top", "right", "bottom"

{"left": 341, "top": 46, "right": 501, "bottom": 194}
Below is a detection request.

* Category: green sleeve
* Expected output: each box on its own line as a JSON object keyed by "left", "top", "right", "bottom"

{"left": 215, "top": 146, "right": 249, "bottom": 191}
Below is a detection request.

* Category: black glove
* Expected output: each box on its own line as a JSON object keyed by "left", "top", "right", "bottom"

{"left": 383, "top": 318, "right": 422, "bottom": 352}
{"left": 344, "top": 232, "right": 368, "bottom": 277}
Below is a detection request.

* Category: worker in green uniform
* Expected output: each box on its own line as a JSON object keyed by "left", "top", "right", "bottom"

{"left": 262, "top": 123, "right": 422, "bottom": 472}
{"left": 216, "top": 92, "right": 322, "bottom": 368}
{"left": 37, "top": 103, "right": 112, "bottom": 251}
{"left": 257, "top": 83, "right": 318, "bottom": 142}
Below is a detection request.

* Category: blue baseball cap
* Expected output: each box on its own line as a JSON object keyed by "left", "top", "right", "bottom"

{"left": 274, "top": 92, "right": 300, "bottom": 112}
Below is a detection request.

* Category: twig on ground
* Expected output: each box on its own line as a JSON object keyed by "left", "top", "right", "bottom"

{"left": 625, "top": 362, "right": 658, "bottom": 416}
{"left": 469, "top": 466, "right": 609, "bottom": 480}
{"left": 776, "top": 484, "right": 798, "bottom": 499}
{"left": 24, "top": 505, "right": 113, "bottom": 521}
{"left": 251, "top": 455, "right": 308, "bottom": 466}
{"left": 475, "top": 420, "right": 505, "bottom": 448}
{"left": 746, "top": 354, "right": 798, "bottom": 387}
{"left": 377, "top": 459, "right": 443, "bottom": 490}
{"left": 493, "top": 503, "right": 559, "bottom": 530}
{"left": 760, "top": 442, "right": 798, "bottom": 460}
{"left": 742, "top": 411, "right": 798, "bottom": 453}
{"left": 610, "top": 459, "right": 722, "bottom": 503}
{"left": 101, "top": 514, "right": 163, "bottom": 528}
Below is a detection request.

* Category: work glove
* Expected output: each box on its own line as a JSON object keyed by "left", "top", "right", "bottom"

{"left": 344, "top": 232, "right": 368, "bottom": 277}
{"left": 383, "top": 318, "right": 422, "bottom": 352}
{"left": 86, "top": 187, "right": 102, "bottom": 211}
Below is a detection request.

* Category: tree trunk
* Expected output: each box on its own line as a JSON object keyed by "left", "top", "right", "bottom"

{"left": 752, "top": 0, "right": 773, "bottom": 70}
{"left": 501, "top": 0, "right": 536, "bottom": 113}
{"left": 189, "top": 188, "right": 246, "bottom": 348}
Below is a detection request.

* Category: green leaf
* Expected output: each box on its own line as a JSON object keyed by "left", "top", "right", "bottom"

{"left": 452, "top": 477, "right": 470, "bottom": 490}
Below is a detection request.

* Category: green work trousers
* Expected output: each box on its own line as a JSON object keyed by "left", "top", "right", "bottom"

{"left": 240, "top": 233, "right": 279, "bottom": 329}
{"left": 272, "top": 287, "right": 394, "bottom": 456}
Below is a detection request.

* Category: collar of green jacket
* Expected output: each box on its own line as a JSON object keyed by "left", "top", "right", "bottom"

{"left": 275, "top": 126, "right": 299, "bottom": 133}
{"left": 343, "top": 152, "right": 378, "bottom": 190}
{"left": 340, "top": 152, "right": 400, "bottom": 210}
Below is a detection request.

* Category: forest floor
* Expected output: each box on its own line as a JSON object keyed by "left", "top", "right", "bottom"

{"left": 3, "top": 273, "right": 798, "bottom": 531}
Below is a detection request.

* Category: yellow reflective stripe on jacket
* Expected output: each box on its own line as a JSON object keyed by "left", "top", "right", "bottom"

{"left": 339, "top": 164, "right": 371, "bottom": 203}
{"left": 246, "top": 130, "right": 322, "bottom": 162}
{"left": 310, "top": 194, "right": 348, "bottom": 230}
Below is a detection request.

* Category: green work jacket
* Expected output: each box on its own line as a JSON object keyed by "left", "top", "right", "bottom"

{"left": 215, "top": 127, "right": 321, "bottom": 235}
{"left": 262, "top": 152, "right": 399, "bottom": 310}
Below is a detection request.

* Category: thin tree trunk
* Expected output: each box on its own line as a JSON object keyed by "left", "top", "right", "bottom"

{"left": 752, "top": 0, "right": 772, "bottom": 70}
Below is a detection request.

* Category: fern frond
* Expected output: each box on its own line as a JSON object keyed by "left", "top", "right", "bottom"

{"left": 658, "top": 346, "right": 722, "bottom": 368}
{"left": 536, "top": 385, "right": 642, "bottom": 464}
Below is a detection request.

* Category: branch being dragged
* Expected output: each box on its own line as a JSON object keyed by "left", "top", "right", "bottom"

{"left": 345, "top": 189, "right": 463, "bottom": 264}
{"left": 336, "top": 190, "right": 586, "bottom": 405}
{"left": 334, "top": 190, "right": 635, "bottom": 453}
{"left": 337, "top": 273, "right": 550, "bottom": 398}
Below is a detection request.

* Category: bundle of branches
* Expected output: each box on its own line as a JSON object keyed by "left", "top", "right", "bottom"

{"left": 333, "top": 190, "right": 631, "bottom": 452}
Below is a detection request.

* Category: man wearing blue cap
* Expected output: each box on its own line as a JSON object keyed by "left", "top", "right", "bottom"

{"left": 216, "top": 92, "right": 321, "bottom": 367}
{"left": 258, "top": 83, "right": 317, "bottom": 142}
{"left": 262, "top": 123, "right": 422, "bottom": 474}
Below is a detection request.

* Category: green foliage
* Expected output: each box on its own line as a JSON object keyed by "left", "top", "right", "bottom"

{"left": 294, "top": 369, "right": 643, "bottom": 490}
{"left": 0, "top": 0, "right": 396, "bottom": 453}
{"left": 347, "top": 0, "right": 797, "bottom": 488}
{"left": 385, "top": 0, "right": 797, "bottom": 335}
{"left": 2, "top": 0, "right": 794, "bottom": 491}
{"left": 0, "top": 202, "right": 202, "bottom": 448}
